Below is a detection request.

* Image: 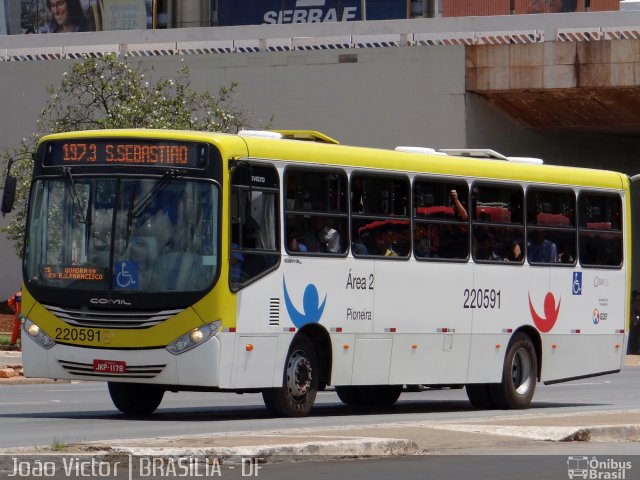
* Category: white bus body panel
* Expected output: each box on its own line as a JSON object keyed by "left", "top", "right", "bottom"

{"left": 232, "top": 247, "right": 626, "bottom": 388}
{"left": 22, "top": 334, "right": 222, "bottom": 387}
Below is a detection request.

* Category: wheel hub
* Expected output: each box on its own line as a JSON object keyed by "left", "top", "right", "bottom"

{"left": 286, "top": 350, "right": 312, "bottom": 398}
{"left": 511, "top": 347, "right": 533, "bottom": 395}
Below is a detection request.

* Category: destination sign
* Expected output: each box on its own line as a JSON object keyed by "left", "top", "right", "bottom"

{"left": 43, "top": 140, "right": 209, "bottom": 169}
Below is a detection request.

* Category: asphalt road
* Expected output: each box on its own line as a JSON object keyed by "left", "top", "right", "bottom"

{"left": 0, "top": 366, "right": 639, "bottom": 450}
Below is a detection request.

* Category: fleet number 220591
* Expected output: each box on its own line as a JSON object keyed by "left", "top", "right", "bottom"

{"left": 463, "top": 288, "right": 502, "bottom": 309}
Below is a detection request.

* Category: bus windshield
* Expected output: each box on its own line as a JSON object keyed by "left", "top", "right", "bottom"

{"left": 25, "top": 176, "right": 218, "bottom": 293}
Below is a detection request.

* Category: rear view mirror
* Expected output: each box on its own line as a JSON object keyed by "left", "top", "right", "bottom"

{"left": 1, "top": 174, "right": 17, "bottom": 215}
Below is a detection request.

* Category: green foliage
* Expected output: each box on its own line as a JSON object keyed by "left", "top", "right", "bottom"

{"left": 1, "top": 53, "right": 249, "bottom": 255}
{"left": 50, "top": 438, "right": 67, "bottom": 452}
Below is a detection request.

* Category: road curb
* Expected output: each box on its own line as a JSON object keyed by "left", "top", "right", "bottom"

{"left": 579, "top": 425, "right": 640, "bottom": 442}
{"left": 425, "top": 423, "right": 640, "bottom": 443}
{"left": 79, "top": 438, "right": 420, "bottom": 462}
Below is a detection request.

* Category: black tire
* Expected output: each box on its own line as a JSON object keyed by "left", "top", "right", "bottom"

{"left": 358, "top": 385, "right": 403, "bottom": 407}
{"left": 335, "top": 386, "right": 363, "bottom": 405}
{"left": 405, "top": 384, "right": 424, "bottom": 392}
{"left": 465, "top": 383, "right": 494, "bottom": 409}
{"left": 262, "top": 335, "right": 318, "bottom": 417}
{"left": 490, "top": 332, "right": 538, "bottom": 409}
{"left": 108, "top": 382, "right": 164, "bottom": 415}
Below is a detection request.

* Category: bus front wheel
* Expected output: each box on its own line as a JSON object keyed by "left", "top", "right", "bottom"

{"left": 262, "top": 335, "right": 318, "bottom": 417}
{"left": 336, "top": 385, "right": 402, "bottom": 407}
{"left": 108, "top": 382, "right": 165, "bottom": 415}
{"left": 335, "top": 386, "right": 363, "bottom": 406}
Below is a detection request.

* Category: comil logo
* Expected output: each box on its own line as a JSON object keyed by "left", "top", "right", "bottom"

{"left": 264, "top": 0, "right": 359, "bottom": 24}
{"left": 567, "top": 456, "right": 632, "bottom": 479}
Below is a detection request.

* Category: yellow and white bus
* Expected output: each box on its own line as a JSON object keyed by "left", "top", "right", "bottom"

{"left": 5, "top": 128, "right": 630, "bottom": 416}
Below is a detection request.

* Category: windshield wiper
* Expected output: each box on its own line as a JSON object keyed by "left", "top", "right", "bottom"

{"left": 126, "top": 169, "right": 181, "bottom": 243}
{"left": 62, "top": 167, "right": 87, "bottom": 225}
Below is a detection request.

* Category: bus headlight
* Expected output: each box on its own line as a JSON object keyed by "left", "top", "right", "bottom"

{"left": 22, "top": 317, "right": 56, "bottom": 350}
{"left": 166, "top": 321, "right": 221, "bottom": 355}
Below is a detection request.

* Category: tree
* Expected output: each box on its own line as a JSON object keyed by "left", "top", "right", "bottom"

{"left": 1, "top": 53, "right": 249, "bottom": 255}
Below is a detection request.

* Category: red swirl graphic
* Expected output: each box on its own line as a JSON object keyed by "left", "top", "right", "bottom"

{"left": 528, "top": 292, "right": 561, "bottom": 333}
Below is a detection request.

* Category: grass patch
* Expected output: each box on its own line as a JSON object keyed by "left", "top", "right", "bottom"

{"left": 51, "top": 438, "right": 67, "bottom": 452}
{"left": 0, "top": 335, "right": 20, "bottom": 350}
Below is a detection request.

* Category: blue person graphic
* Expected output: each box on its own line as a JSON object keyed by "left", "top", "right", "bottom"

{"left": 283, "top": 277, "right": 327, "bottom": 329}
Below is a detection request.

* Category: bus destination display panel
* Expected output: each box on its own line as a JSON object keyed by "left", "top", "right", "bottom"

{"left": 43, "top": 140, "right": 209, "bottom": 169}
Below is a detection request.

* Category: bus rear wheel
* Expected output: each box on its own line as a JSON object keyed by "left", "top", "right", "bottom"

{"left": 108, "top": 382, "right": 165, "bottom": 415}
{"left": 491, "top": 332, "right": 537, "bottom": 409}
{"left": 262, "top": 335, "right": 318, "bottom": 417}
{"left": 465, "top": 384, "right": 494, "bottom": 409}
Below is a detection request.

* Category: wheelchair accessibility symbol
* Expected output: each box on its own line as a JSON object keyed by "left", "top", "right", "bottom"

{"left": 572, "top": 272, "right": 582, "bottom": 296}
{"left": 114, "top": 261, "right": 139, "bottom": 290}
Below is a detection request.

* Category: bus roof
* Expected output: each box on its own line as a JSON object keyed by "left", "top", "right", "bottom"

{"left": 38, "top": 129, "right": 627, "bottom": 190}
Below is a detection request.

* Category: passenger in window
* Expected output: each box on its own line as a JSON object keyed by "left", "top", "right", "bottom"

{"left": 415, "top": 225, "right": 441, "bottom": 258}
{"left": 242, "top": 216, "right": 260, "bottom": 249}
{"left": 527, "top": 230, "right": 557, "bottom": 263}
{"left": 474, "top": 229, "right": 501, "bottom": 261}
{"left": 287, "top": 232, "right": 307, "bottom": 253}
{"left": 557, "top": 241, "right": 575, "bottom": 264}
{"left": 450, "top": 189, "right": 468, "bottom": 221}
{"left": 230, "top": 248, "right": 244, "bottom": 285}
{"left": 475, "top": 228, "right": 521, "bottom": 262}
{"left": 442, "top": 224, "right": 469, "bottom": 260}
{"left": 385, "top": 237, "right": 399, "bottom": 257}
{"left": 505, "top": 240, "right": 523, "bottom": 262}
{"left": 230, "top": 224, "right": 244, "bottom": 285}
{"left": 304, "top": 217, "right": 341, "bottom": 253}
{"left": 351, "top": 231, "right": 369, "bottom": 255}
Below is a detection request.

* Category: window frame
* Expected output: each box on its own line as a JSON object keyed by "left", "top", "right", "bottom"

{"left": 284, "top": 166, "right": 348, "bottom": 257}
{"left": 525, "top": 186, "right": 577, "bottom": 267}
{"left": 471, "top": 182, "right": 525, "bottom": 265}
{"left": 229, "top": 161, "right": 281, "bottom": 292}
{"left": 412, "top": 176, "right": 470, "bottom": 263}
{"left": 577, "top": 191, "right": 623, "bottom": 269}
{"left": 350, "top": 171, "right": 411, "bottom": 260}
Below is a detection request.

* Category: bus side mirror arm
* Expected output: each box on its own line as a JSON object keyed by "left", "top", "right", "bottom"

{"left": 1, "top": 158, "right": 17, "bottom": 216}
{"left": 629, "top": 174, "right": 640, "bottom": 183}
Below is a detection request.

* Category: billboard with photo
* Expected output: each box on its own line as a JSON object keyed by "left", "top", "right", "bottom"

{"left": 218, "top": 0, "right": 408, "bottom": 26}
{"left": 14, "top": 0, "right": 151, "bottom": 34}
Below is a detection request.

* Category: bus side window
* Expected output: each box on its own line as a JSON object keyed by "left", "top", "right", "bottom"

{"left": 526, "top": 187, "right": 576, "bottom": 266}
{"left": 578, "top": 192, "right": 623, "bottom": 267}
{"left": 350, "top": 172, "right": 410, "bottom": 258}
{"left": 413, "top": 178, "right": 469, "bottom": 261}
{"left": 472, "top": 183, "right": 524, "bottom": 263}
{"left": 284, "top": 167, "right": 348, "bottom": 256}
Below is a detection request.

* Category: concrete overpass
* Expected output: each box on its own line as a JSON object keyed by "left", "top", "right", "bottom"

{"left": 467, "top": 31, "right": 640, "bottom": 135}
{"left": 2, "top": 11, "right": 640, "bottom": 297}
